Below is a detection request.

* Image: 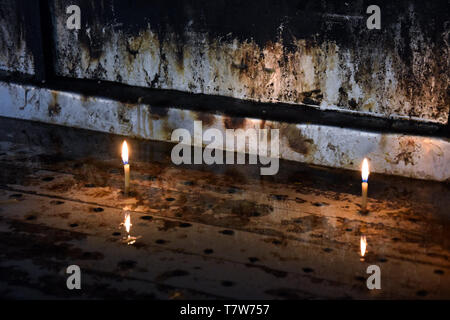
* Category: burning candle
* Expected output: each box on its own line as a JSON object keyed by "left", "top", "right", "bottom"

{"left": 121, "top": 141, "right": 130, "bottom": 195}
{"left": 361, "top": 158, "right": 369, "bottom": 212}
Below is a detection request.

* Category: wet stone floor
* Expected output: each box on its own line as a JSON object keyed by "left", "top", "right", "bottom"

{"left": 0, "top": 117, "right": 449, "bottom": 299}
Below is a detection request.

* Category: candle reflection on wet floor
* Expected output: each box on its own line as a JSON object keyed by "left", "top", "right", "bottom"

{"left": 122, "top": 207, "right": 140, "bottom": 245}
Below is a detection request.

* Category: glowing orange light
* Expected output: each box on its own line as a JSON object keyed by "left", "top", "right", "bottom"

{"left": 360, "top": 235, "right": 367, "bottom": 257}
{"left": 121, "top": 141, "right": 129, "bottom": 164}
{"left": 361, "top": 158, "right": 369, "bottom": 182}
{"left": 124, "top": 212, "right": 132, "bottom": 234}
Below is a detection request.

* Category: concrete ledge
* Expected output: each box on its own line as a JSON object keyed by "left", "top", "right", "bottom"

{"left": 0, "top": 81, "right": 449, "bottom": 182}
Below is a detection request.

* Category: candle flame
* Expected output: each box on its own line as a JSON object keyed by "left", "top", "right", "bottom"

{"left": 124, "top": 212, "right": 132, "bottom": 234}
{"left": 361, "top": 158, "right": 369, "bottom": 182}
{"left": 360, "top": 235, "right": 367, "bottom": 257}
{"left": 121, "top": 141, "right": 129, "bottom": 164}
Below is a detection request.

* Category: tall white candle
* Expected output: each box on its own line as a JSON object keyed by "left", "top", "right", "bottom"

{"left": 122, "top": 141, "right": 130, "bottom": 195}
{"left": 361, "top": 158, "right": 369, "bottom": 212}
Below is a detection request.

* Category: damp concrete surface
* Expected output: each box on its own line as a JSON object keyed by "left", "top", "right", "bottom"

{"left": 0, "top": 117, "right": 449, "bottom": 299}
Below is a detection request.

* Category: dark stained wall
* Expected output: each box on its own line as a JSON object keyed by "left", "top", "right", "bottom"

{"left": 49, "top": 0, "right": 449, "bottom": 124}
{"left": 0, "top": 0, "right": 449, "bottom": 124}
{"left": 0, "top": 0, "right": 44, "bottom": 77}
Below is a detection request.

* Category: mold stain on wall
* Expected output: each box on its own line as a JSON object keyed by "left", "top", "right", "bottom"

{"left": 0, "top": 0, "right": 36, "bottom": 75}
{"left": 51, "top": 0, "right": 449, "bottom": 124}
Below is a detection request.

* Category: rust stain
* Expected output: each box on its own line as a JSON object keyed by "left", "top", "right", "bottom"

{"left": 47, "top": 92, "right": 61, "bottom": 117}
{"left": 280, "top": 124, "right": 315, "bottom": 156}
{"left": 193, "top": 111, "right": 216, "bottom": 127}
{"left": 126, "top": 36, "right": 144, "bottom": 60}
{"left": 394, "top": 138, "right": 420, "bottom": 166}
{"left": 223, "top": 116, "right": 246, "bottom": 129}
